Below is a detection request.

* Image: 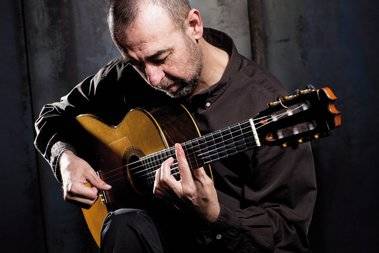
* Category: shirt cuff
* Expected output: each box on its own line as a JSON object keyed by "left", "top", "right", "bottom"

{"left": 195, "top": 204, "right": 242, "bottom": 247}
{"left": 50, "top": 141, "right": 76, "bottom": 183}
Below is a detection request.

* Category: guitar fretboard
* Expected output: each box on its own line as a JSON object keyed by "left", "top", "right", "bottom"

{"left": 132, "top": 119, "right": 258, "bottom": 183}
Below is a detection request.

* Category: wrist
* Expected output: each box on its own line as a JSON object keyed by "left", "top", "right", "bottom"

{"left": 206, "top": 202, "right": 221, "bottom": 223}
{"left": 58, "top": 149, "right": 77, "bottom": 176}
{"left": 50, "top": 141, "right": 76, "bottom": 183}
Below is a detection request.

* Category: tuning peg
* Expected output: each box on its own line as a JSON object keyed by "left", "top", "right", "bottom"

{"left": 268, "top": 101, "right": 280, "bottom": 107}
{"left": 314, "top": 134, "right": 320, "bottom": 139}
{"left": 282, "top": 143, "right": 288, "bottom": 148}
{"left": 298, "top": 138, "right": 304, "bottom": 144}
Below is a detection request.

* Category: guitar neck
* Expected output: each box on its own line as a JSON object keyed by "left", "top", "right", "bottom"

{"left": 141, "top": 119, "right": 259, "bottom": 170}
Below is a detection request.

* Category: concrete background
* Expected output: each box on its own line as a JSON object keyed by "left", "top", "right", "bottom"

{"left": 1, "top": 0, "right": 378, "bottom": 252}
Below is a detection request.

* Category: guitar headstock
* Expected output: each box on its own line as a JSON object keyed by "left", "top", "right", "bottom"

{"left": 255, "top": 86, "right": 342, "bottom": 147}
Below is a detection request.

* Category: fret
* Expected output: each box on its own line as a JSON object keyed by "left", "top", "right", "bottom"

{"left": 146, "top": 119, "right": 260, "bottom": 172}
{"left": 224, "top": 126, "right": 236, "bottom": 153}
{"left": 215, "top": 129, "right": 228, "bottom": 158}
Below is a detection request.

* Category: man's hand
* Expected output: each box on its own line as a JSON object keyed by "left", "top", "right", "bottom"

{"left": 153, "top": 143, "right": 220, "bottom": 222}
{"left": 59, "top": 150, "right": 111, "bottom": 207}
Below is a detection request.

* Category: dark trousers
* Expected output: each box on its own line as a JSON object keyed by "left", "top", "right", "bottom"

{"left": 100, "top": 208, "right": 214, "bottom": 253}
{"left": 101, "top": 209, "right": 164, "bottom": 253}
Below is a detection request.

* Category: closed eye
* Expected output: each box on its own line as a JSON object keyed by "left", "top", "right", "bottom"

{"left": 150, "top": 55, "right": 168, "bottom": 65}
{"left": 146, "top": 49, "right": 172, "bottom": 65}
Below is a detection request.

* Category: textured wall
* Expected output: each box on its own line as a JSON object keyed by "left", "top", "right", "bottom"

{"left": 263, "top": 0, "right": 308, "bottom": 88}
{"left": 23, "top": 1, "right": 117, "bottom": 252}
{"left": 191, "top": 0, "right": 251, "bottom": 59}
{"left": 0, "top": 0, "right": 45, "bottom": 252}
{"left": 263, "top": 0, "right": 379, "bottom": 252}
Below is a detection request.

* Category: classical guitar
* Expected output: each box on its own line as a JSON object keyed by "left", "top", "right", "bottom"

{"left": 76, "top": 86, "right": 341, "bottom": 246}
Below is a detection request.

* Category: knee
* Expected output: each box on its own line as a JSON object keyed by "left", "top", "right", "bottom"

{"left": 101, "top": 209, "right": 163, "bottom": 252}
{"left": 103, "top": 209, "right": 151, "bottom": 234}
{"left": 101, "top": 209, "right": 155, "bottom": 238}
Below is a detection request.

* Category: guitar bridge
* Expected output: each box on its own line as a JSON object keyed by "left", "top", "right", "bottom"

{"left": 97, "top": 170, "right": 111, "bottom": 205}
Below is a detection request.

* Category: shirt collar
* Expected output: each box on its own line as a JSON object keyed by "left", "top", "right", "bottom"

{"left": 182, "top": 28, "right": 243, "bottom": 108}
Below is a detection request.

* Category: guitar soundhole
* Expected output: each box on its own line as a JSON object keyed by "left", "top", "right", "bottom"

{"left": 124, "top": 149, "right": 150, "bottom": 195}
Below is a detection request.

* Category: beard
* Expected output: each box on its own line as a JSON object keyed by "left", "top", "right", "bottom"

{"left": 154, "top": 36, "right": 203, "bottom": 98}
{"left": 155, "top": 74, "right": 199, "bottom": 98}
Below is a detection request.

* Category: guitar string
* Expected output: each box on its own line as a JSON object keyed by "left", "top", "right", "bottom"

{"left": 101, "top": 129, "right": 254, "bottom": 184}
{"left": 131, "top": 124, "right": 252, "bottom": 176}
{"left": 99, "top": 104, "right": 305, "bottom": 181}
{"left": 102, "top": 121, "right": 254, "bottom": 181}
{"left": 136, "top": 136, "right": 256, "bottom": 180}
{"left": 101, "top": 104, "right": 306, "bottom": 183}
{"left": 100, "top": 104, "right": 305, "bottom": 182}
{"left": 103, "top": 103, "right": 306, "bottom": 179}
{"left": 104, "top": 131, "right": 256, "bottom": 183}
{"left": 99, "top": 115, "right": 267, "bottom": 179}
{"left": 105, "top": 138, "right": 256, "bottom": 186}
{"left": 127, "top": 103, "right": 305, "bottom": 170}
{"left": 133, "top": 129, "right": 255, "bottom": 177}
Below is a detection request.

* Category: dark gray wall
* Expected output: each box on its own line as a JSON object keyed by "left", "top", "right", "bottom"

{"left": 23, "top": 1, "right": 118, "bottom": 252}
{"left": 0, "top": 1, "right": 45, "bottom": 252}
{"left": 263, "top": 0, "right": 379, "bottom": 252}
{"left": 1, "top": 0, "right": 378, "bottom": 252}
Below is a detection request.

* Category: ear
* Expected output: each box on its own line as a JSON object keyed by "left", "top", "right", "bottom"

{"left": 184, "top": 9, "right": 203, "bottom": 41}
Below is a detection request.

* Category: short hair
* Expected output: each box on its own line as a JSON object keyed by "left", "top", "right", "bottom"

{"left": 107, "top": 0, "right": 191, "bottom": 39}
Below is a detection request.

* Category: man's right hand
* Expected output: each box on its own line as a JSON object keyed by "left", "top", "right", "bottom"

{"left": 59, "top": 150, "right": 111, "bottom": 207}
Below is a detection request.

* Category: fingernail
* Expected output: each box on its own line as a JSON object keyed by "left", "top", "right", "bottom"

{"left": 105, "top": 184, "right": 112, "bottom": 189}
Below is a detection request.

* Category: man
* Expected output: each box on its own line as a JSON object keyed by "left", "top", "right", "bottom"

{"left": 34, "top": 0, "right": 316, "bottom": 252}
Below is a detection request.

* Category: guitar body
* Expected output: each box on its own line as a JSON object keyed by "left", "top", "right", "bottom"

{"left": 76, "top": 105, "right": 206, "bottom": 246}
{"left": 73, "top": 86, "right": 341, "bottom": 247}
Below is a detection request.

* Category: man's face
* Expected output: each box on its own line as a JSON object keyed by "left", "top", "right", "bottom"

{"left": 115, "top": 4, "right": 203, "bottom": 98}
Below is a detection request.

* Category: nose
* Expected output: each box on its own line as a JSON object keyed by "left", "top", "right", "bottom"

{"left": 145, "top": 64, "right": 165, "bottom": 86}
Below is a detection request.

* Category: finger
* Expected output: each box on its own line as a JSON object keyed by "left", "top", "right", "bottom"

{"left": 86, "top": 171, "right": 112, "bottom": 190}
{"left": 160, "top": 157, "right": 174, "bottom": 181}
{"left": 192, "top": 166, "right": 208, "bottom": 179}
{"left": 64, "top": 181, "right": 98, "bottom": 200}
{"left": 153, "top": 167, "right": 161, "bottom": 195}
{"left": 153, "top": 187, "right": 165, "bottom": 199}
{"left": 160, "top": 157, "right": 182, "bottom": 195}
{"left": 175, "top": 143, "right": 194, "bottom": 186}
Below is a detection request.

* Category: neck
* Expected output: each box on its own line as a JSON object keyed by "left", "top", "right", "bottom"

{"left": 192, "top": 39, "right": 229, "bottom": 95}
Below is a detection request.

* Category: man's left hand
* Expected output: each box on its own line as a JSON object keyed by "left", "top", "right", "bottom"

{"left": 153, "top": 143, "right": 220, "bottom": 222}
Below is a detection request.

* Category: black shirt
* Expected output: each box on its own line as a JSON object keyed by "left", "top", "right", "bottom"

{"left": 34, "top": 28, "right": 316, "bottom": 252}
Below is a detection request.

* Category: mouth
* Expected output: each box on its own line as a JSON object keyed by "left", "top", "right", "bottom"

{"left": 159, "top": 82, "right": 180, "bottom": 94}
{"left": 167, "top": 84, "right": 179, "bottom": 93}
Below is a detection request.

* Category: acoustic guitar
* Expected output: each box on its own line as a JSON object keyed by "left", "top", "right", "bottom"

{"left": 76, "top": 86, "right": 341, "bottom": 246}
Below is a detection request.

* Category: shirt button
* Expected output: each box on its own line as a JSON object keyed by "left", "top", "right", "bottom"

{"left": 215, "top": 234, "right": 222, "bottom": 240}
{"left": 205, "top": 102, "right": 211, "bottom": 108}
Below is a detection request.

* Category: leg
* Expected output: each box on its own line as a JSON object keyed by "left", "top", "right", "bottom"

{"left": 101, "top": 209, "right": 164, "bottom": 253}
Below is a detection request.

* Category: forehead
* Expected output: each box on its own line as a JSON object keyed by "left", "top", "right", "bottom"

{"left": 121, "top": 4, "right": 181, "bottom": 57}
